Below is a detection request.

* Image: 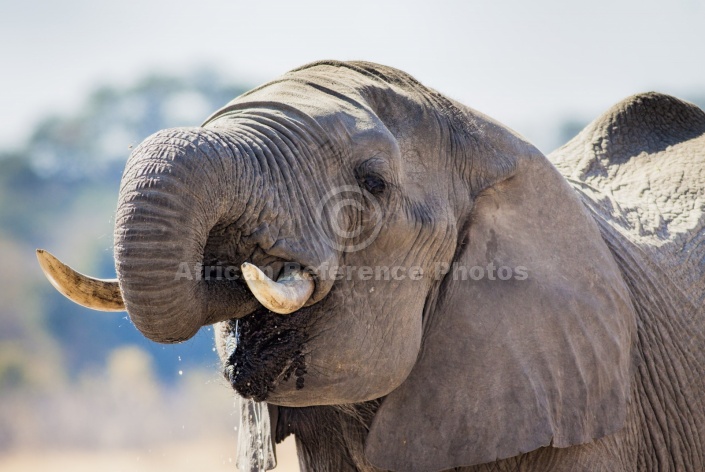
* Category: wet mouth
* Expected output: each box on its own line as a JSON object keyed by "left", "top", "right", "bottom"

{"left": 223, "top": 308, "right": 309, "bottom": 402}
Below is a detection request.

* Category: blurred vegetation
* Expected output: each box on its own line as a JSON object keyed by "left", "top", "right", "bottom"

{"left": 0, "top": 68, "right": 249, "bottom": 451}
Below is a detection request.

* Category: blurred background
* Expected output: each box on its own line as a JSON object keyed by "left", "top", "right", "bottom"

{"left": 0, "top": 1, "right": 703, "bottom": 470}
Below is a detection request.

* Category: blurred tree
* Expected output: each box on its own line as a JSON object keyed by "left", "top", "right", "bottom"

{"left": 0, "top": 67, "right": 250, "bottom": 389}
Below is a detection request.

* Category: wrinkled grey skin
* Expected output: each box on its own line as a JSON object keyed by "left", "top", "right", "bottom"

{"left": 112, "top": 61, "right": 705, "bottom": 471}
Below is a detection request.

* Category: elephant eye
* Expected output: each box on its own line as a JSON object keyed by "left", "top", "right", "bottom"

{"left": 358, "top": 173, "right": 387, "bottom": 196}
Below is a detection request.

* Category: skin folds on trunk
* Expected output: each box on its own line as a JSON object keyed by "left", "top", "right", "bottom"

{"left": 114, "top": 108, "right": 336, "bottom": 344}
{"left": 114, "top": 126, "right": 260, "bottom": 342}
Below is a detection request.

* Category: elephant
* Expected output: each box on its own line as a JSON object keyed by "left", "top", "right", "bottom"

{"left": 37, "top": 60, "right": 705, "bottom": 472}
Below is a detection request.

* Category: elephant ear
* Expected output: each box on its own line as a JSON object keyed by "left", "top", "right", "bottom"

{"left": 366, "top": 149, "right": 636, "bottom": 471}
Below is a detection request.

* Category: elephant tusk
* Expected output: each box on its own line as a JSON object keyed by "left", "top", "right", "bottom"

{"left": 36, "top": 249, "right": 125, "bottom": 312}
{"left": 241, "top": 262, "right": 314, "bottom": 315}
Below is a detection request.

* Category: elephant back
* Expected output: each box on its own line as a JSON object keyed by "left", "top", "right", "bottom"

{"left": 549, "top": 92, "right": 705, "bottom": 307}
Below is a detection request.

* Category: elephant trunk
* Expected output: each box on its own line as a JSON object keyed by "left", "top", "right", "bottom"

{"left": 114, "top": 127, "right": 259, "bottom": 343}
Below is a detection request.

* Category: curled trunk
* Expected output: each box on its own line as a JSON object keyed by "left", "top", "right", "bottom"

{"left": 114, "top": 127, "right": 260, "bottom": 343}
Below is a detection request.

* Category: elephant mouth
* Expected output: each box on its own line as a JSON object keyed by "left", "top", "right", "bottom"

{"left": 223, "top": 306, "right": 311, "bottom": 402}
{"left": 35, "top": 248, "right": 321, "bottom": 402}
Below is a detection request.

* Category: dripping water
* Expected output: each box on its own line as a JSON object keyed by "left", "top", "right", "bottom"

{"left": 236, "top": 396, "right": 276, "bottom": 471}
{"left": 229, "top": 320, "right": 276, "bottom": 471}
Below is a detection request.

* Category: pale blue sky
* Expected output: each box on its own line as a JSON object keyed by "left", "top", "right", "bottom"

{"left": 1, "top": 0, "right": 704, "bottom": 152}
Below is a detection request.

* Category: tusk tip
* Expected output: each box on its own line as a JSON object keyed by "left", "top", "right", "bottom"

{"left": 240, "top": 262, "right": 265, "bottom": 282}
{"left": 36, "top": 248, "right": 125, "bottom": 312}
{"left": 36, "top": 248, "right": 59, "bottom": 278}
{"left": 240, "top": 262, "right": 314, "bottom": 315}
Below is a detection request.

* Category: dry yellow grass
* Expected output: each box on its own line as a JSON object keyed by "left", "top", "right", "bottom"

{"left": 0, "top": 436, "right": 300, "bottom": 472}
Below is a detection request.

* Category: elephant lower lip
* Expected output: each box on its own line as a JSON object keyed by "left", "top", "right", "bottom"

{"left": 223, "top": 308, "right": 310, "bottom": 401}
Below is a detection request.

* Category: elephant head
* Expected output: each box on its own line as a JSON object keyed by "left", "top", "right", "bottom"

{"left": 39, "top": 61, "right": 635, "bottom": 471}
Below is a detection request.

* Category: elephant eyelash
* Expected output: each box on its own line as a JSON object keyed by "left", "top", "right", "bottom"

{"left": 354, "top": 160, "right": 389, "bottom": 197}
{"left": 358, "top": 173, "right": 387, "bottom": 196}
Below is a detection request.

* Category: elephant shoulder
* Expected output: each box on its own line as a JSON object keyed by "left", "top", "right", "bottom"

{"left": 549, "top": 93, "right": 705, "bottom": 221}
{"left": 550, "top": 92, "right": 705, "bottom": 182}
{"left": 550, "top": 92, "right": 705, "bottom": 306}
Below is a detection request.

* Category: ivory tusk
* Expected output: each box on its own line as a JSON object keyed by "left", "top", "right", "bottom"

{"left": 36, "top": 249, "right": 125, "bottom": 312}
{"left": 241, "top": 262, "right": 314, "bottom": 315}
